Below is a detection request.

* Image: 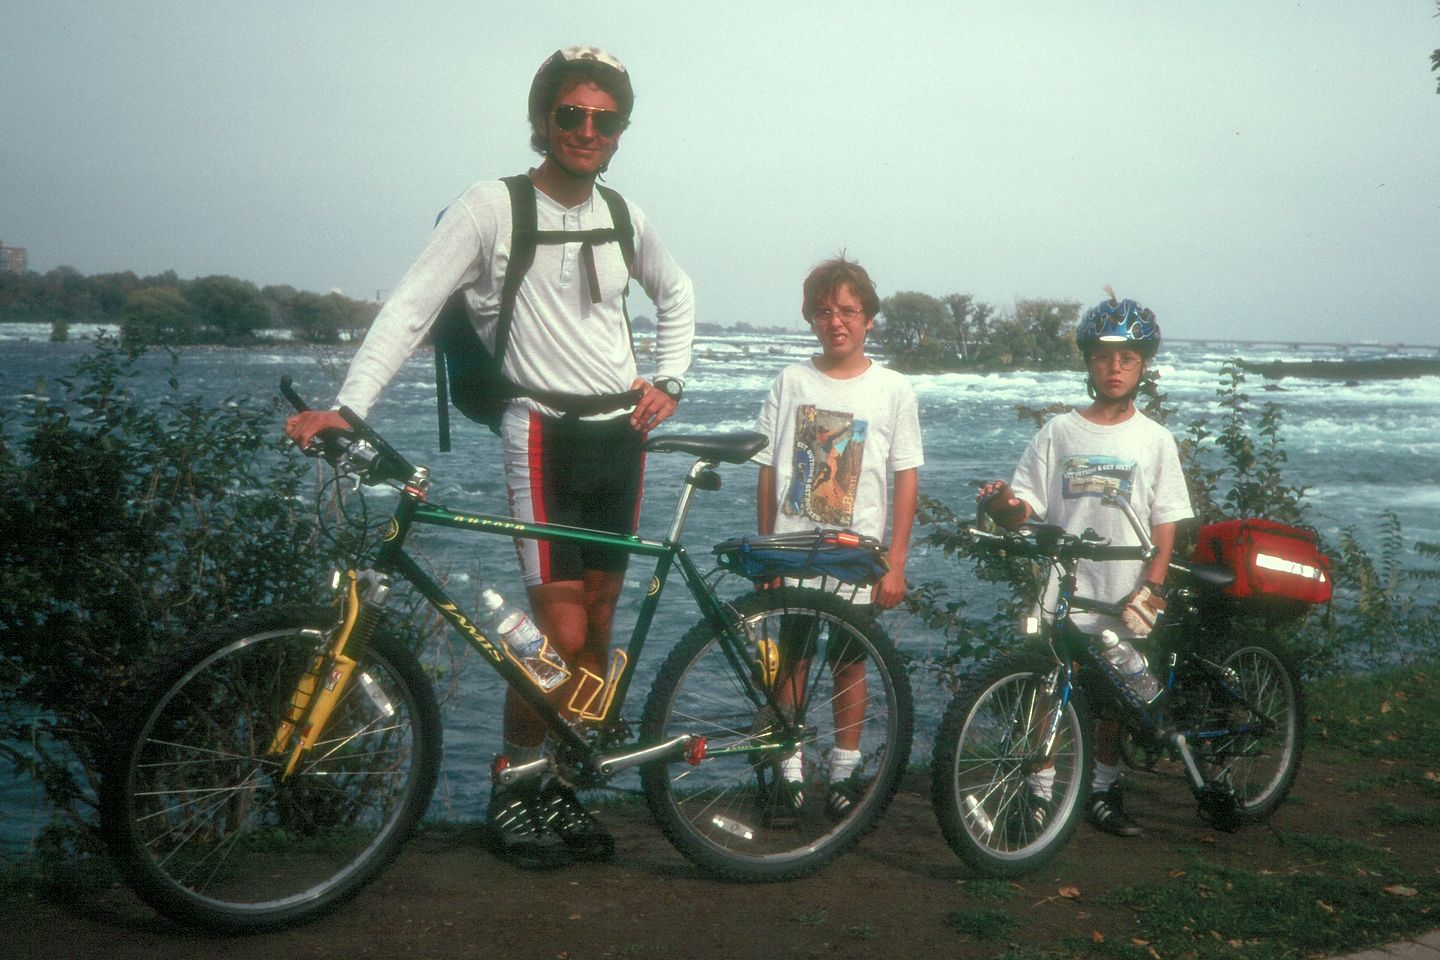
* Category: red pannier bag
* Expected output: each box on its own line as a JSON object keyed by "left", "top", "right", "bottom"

{"left": 1191, "top": 518, "right": 1333, "bottom": 605}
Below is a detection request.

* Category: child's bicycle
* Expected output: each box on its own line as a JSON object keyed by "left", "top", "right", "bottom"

{"left": 98, "top": 379, "right": 913, "bottom": 931}
{"left": 930, "top": 496, "right": 1305, "bottom": 876}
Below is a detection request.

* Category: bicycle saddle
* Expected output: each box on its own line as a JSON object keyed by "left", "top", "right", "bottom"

{"left": 644, "top": 430, "right": 769, "bottom": 464}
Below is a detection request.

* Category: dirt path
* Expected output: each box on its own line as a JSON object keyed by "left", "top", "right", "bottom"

{"left": 4, "top": 747, "right": 1436, "bottom": 960}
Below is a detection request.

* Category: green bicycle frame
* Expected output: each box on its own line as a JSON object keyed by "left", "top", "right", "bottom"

{"left": 363, "top": 460, "right": 753, "bottom": 760}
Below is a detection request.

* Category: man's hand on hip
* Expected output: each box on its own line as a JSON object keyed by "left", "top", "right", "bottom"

{"left": 629, "top": 378, "right": 678, "bottom": 433}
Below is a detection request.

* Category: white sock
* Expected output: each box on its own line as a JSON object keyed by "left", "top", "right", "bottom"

{"left": 1028, "top": 767, "right": 1056, "bottom": 801}
{"left": 828, "top": 747, "right": 862, "bottom": 783}
{"left": 781, "top": 749, "right": 804, "bottom": 783}
{"left": 1091, "top": 762, "right": 1119, "bottom": 794}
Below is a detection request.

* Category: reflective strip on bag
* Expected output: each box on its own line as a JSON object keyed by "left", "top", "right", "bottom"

{"left": 1254, "top": 552, "right": 1328, "bottom": 583}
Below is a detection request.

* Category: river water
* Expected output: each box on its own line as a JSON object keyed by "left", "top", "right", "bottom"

{"left": 3, "top": 326, "right": 1437, "bottom": 850}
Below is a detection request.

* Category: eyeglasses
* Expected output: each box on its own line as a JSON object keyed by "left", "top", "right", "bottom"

{"left": 1089, "top": 351, "right": 1144, "bottom": 371}
{"left": 553, "top": 104, "right": 627, "bottom": 138}
{"left": 811, "top": 306, "right": 866, "bottom": 323}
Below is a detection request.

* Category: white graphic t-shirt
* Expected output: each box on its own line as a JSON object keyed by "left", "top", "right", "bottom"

{"left": 754, "top": 360, "right": 924, "bottom": 600}
{"left": 1010, "top": 410, "right": 1193, "bottom": 634}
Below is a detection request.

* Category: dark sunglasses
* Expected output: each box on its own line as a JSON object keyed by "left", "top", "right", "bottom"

{"left": 553, "top": 103, "right": 627, "bottom": 137}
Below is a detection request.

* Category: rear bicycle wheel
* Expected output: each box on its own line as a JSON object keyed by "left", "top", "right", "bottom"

{"left": 1186, "top": 639, "right": 1304, "bottom": 823}
{"left": 100, "top": 605, "right": 442, "bottom": 931}
{"left": 639, "top": 587, "right": 912, "bottom": 881}
{"left": 931, "top": 654, "right": 1092, "bottom": 877}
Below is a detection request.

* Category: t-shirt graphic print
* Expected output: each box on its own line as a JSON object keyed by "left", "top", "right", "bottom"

{"left": 783, "top": 405, "right": 866, "bottom": 526}
{"left": 1061, "top": 455, "right": 1136, "bottom": 501}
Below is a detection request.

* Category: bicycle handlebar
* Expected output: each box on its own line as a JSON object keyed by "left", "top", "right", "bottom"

{"left": 968, "top": 485, "right": 1155, "bottom": 566}
{"left": 963, "top": 520, "right": 1148, "bottom": 565}
{"left": 280, "top": 377, "right": 417, "bottom": 486}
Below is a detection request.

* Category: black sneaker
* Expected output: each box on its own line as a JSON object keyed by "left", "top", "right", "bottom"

{"left": 1087, "top": 787, "right": 1143, "bottom": 837}
{"left": 1005, "top": 791, "right": 1051, "bottom": 844}
{"left": 824, "top": 778, "right": 865, "bottom": 822}
{"left": 538, "top": 781, "right": 615, "bottom": 863}
{"left": 485, "top": 783, "right": 569, "bottom": 869}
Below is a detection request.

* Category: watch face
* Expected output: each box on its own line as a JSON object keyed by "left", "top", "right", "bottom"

{"left": 658, "top": 378, "right": 682, "bottom": 398}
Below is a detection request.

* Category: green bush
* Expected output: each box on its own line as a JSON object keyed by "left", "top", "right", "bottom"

{"left": 0, "top": 337, "right": 343, "bottom": 849}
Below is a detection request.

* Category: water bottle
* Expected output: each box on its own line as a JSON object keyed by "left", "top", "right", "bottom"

{"left": 478, "top": 588, "right": 568, "bottom": 691}
{"left": 1096, "top": 629, "right": 1161, "bottom": 703}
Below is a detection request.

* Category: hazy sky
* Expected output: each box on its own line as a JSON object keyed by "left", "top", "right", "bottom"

{"left": 4, "top": 1, "right": 1438, "bottom": 343}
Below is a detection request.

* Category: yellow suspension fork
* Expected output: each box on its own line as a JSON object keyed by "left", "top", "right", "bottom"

{"left": 269, "top": 571, "right": 367, "bottom": 778}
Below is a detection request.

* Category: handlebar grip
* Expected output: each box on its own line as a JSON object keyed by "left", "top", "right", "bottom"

{"left": 280, "top": 376, "right": 310, "bottom": 413}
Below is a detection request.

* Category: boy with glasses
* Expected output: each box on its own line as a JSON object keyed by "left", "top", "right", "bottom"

{"left": 752, "top": 257, "right": 923, "bottom": 818}
{"left": 977, "top": 290, "right": 1193, "bottom": 837}
{"left": 285, "top": 46, "right": 695, "bottom": 869}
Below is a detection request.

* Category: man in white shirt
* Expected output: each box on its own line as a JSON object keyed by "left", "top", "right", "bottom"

{"left": 286, "top": 46, "right": 695, "bottom": 868}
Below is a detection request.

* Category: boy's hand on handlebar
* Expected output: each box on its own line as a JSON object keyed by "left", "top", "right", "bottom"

{"left": 977, "top": 480, "right": 1028, "bottom": 530}
{"left": 1120, "top": 585, "right": 1166, "bottom": 637}
{"left": 285, "top": 410, "right": 350, "bottom": 450}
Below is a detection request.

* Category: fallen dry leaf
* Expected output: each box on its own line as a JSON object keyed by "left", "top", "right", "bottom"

{"left": 1380, "top": 700, "right": 1392, "bottom": 714}
{"left": 1168, "top": 869, "right": 1187, "bottom": 879}
{"left": 1092, "top": 930, "right": 1104, "bottom": 943}
{"left": 1059, "top": 886, "right": 1081, "bottom": 900}
{"left": 1383, "top": 884, "right": 1418, "bottom": 897}
{"left": 1317, "top": 899, "right": 1336, "bottom": 914}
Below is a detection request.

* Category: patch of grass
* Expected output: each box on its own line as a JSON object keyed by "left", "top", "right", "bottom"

{"left": 0, "top": 852, "right": 114, "bottom": 903}
{"left": 846, "top": 924, "right": 880, "bottom": 941}
{"left": 1342, "top": 771, "right": 1421, "bottom": 792}
{"left": 946, "top": 907, "right": 1020, "bottom": 941}
{"left": 1088, "top": 858, "right": 1436, "bottom": 959}
{"left": 793, "top": 909, "right": 828, "bottom": 926}
{"left": 1270, "top": 831, "right": 1393, "bottom": 873}
{"left": 1309, "top": 667, "right": 1440, "bottom": 767}
{"left": 1372, "top": 802, "right": 1440, "bottom": 829}
{"left": 964, "top": 877, "right": 1020, "bottom": 901}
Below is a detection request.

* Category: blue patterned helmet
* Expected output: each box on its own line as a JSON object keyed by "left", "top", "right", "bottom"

{"left": 1076, "top": 294, "right": 1161, "bottom": 359}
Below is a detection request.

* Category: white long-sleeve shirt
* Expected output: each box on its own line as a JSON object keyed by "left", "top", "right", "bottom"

{"left": 336, "top": 177, "right": 695, "bottom": 418}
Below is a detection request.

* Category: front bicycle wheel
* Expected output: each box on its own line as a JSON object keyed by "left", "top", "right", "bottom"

{"left": 100, "top": 605, "right": 442, "bottom": 932}
{"left": 639, "top": 587, "right": 912, "bottom": 881}
{"left": 931, "top": 654, "right": 1092, "bottom": 877}
{"left": 1186, "top": 639, "right": 1304, "bottom": 823}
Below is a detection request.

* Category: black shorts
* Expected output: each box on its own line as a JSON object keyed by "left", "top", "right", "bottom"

{"left": 778, "top": 603, "right": 875, "bottom": 668}
{"left": 501, "top": 409, "right": 645, "bottom": 586}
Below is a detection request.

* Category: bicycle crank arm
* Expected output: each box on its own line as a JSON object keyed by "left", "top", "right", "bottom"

{"left": 1167, "top": 731, "right": 1209, "bottom": 791}
{"left": 596, "top": 735, "right": 698, "bottom": 776}
{"left": 492, "top": 756, "right": 551, "bottom": 787}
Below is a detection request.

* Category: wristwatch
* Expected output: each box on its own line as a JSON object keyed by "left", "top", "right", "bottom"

{"left": 653, "top": 377, "right": 684, "bottom": 402}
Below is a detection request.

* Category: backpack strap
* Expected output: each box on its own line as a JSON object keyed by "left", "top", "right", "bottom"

{"left": 496, "top": 174, "right": 539, "bottom": 361}
{"left": 596, "top": 184, "right": 635, "bottom": 274}
{"left": 433, "top": 175, "right": 642, "bottom": 449}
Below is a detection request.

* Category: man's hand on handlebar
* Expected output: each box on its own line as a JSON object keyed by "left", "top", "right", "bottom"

{"left": 976, "top": 480, "right": 1030, "bottom": 530}
{"left": 285, "top": 409, "right": 350, "bottom": 451}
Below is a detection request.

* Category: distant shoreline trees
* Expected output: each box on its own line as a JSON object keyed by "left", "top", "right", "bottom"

{"left": 0, "top": 267, "right": 378, "bottom": 348}
{"left": 875, "top": 291, "right": 1082, "bottom": 373}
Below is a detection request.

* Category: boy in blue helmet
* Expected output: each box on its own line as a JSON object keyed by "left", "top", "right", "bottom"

{"left": 977, "top": 289, "right": 1193, "bottom": 837}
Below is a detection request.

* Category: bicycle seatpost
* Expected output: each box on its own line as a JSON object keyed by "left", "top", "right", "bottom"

{"left": 664, "top": 458, "right": 719, "bottom": 543}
